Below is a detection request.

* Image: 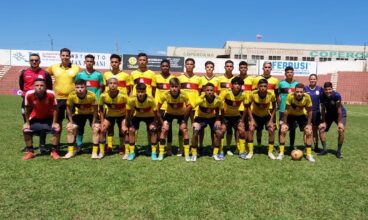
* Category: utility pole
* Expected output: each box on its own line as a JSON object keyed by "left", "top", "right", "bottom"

{"left": 48, "top": 34, "right": 54, "bottom": 51}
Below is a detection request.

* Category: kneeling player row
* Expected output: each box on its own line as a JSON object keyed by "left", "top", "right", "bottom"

{"left": 22, "top": 77, "right": 345, "bottom": 163}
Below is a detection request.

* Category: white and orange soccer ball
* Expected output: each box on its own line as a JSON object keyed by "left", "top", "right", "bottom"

{"left": 291, "top": 149, "right": 303, "bottom": 160}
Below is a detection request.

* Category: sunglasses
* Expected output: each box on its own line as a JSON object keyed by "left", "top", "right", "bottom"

{"left": 30, "top": 59, "right": 40, "bottom": 62}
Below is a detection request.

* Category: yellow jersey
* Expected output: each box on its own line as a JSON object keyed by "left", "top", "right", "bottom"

{"left": 131, "top": 69, "right": 156, "bottom": 96}
{"left": 246, "top": 90, "right": 276, "bottom": 117}
{"left": 193, "top": 95, "right": 223, "bottom": 118}
{"left": 103, "top": 71, "right": 132, "bottom": 95}
{"left": 286, "top": 93, "right": 312, "bottom": 116}
{"left": 178, "top": 74, "right": 200, "bottom": 107}
{"left": 47, "top": 63, "right": 80, "bottom": 99}
{"left": 159, "top": 91, "right": 190, "bottom": 116}
{"left": 199, "top": 75, "right": 219, "bottom": 95}
{"left": 220, "top": 90, "right": 247, "bottom": 117}
{"left": 67, "top": 91, "right": 97, "bottom": 115}
{"left": 252, "top": 75, "right": 279, "bottom": 94}
{"left": 155, "top": 73, "right": 175, "bottom": 110}
{"left": 99, "top": 91, "right": 128, "bottom": 117}
{"left": 127, "top": 95, "right": 156, "bottom": 118}
{"left": 217, "top": 74, "right": 234, "bottom": 97}
{"left": 238, "top": 75, "right": 254, "bottom": 111}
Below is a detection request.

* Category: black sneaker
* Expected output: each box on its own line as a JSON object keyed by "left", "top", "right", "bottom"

{"left": 318, "top": 150, "right": 328, "bottom": 156}
{"left": 336, "top": 151, "right": 343, "bottom": 159}
{"left": 314, "top": 147, "right": 321, "bottom": 153}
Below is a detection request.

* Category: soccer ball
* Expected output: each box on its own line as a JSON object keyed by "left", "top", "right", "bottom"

{"left": 291, "top": 149, "right": 303, "bottom": 160}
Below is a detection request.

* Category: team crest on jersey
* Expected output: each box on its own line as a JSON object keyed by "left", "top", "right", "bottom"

{"left": 316, "top": 90, "right": 320, "bottom": 95}
{"left": 86, "top": 81, "right": 91, "bottom": 86}
{"left": 37, "top": 74, "right": 44, "bottom": 79}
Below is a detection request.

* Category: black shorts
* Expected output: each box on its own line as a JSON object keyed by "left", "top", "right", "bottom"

{"left": 311, "top": 111, "right": 321, "bottom": 127}
{"left": 325, "top": 115, "right": 347, "bottom": 132}
{"left": 194, "top": 117, "right": 217, "bottom": 132}
{"left": 287, "top": 115, "right": 307, "bottom": 131}
{"left": 57, "top": 99, "right": 67, "bottom": 121}
{"left": 73, "top": 114, "right": 94, "bottom": 128}
{"left": 253, "top": 114, "right": 271, "bottom": 131}
{"left": 224, "top": 116, "right": 241, "bottom": 129}
{"left": 164, "top": 113, "right": 185, "bottom": 125}
{"left": 24, "top": 118, "right": 54, "bottom": 135}
{"left": 106, "top": 116, "right": 124, "bottom": 127}
{"left": 130, "top": 116, "right": 155, "bottom": 130}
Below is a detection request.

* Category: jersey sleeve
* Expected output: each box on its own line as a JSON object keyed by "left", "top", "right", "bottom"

{"left": 151, "top": 72, "right": 157, "bottom": 87}
{"left": 66, "top": 94, "right": 74, "bottom": 107}
{"left": 286, "top": 94, "right": 292, "bottom": 106}
{"left": 126, "top": 98, "right": 134, "bottom": 110}
{"left": 46, "top": 66, "right": 53, "bottom": 75}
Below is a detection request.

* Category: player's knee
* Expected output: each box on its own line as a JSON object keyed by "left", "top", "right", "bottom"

{"left": 149, "top": 124, "right": 157, "bottom": 134}
{"left": 192, "top": 123, "right": 201, "bottom": 136}
{"left": 337, "top": 127, "right": 344, "bottom": 135}
{"left": 129, "top": 127, "right": 136, "bottom": 134}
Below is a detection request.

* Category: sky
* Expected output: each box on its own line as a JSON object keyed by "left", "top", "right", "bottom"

{"left": 0, "top": 0, "right": 367, "bottom": 55}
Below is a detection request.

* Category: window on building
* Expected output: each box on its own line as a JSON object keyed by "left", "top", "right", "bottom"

{"left": 302, "top": 57, "right": 315, "bottom": 61}
{"left": 319, "top": 57, "right": 332, "bottom": 62}
{"left": 251, "top": 55, "right": 264, "bottom": 60}
{"left": 268, "top": 56, "right": 281, "bottom": 60}
{"left": 286, "top": 56, "right": 298, "bottom": 61}
{"left": 336, "top": 58, "right": 348, "bottom": 61}
{"left": 242, "top": 55, "right": 247, "bottom": 59}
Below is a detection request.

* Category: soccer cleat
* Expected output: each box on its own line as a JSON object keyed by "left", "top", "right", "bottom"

{"left": 185, "top": 155, "right": 191, "bottom": 162}
{"left": 213, "top": 154, "right": 222, "bottom": 161}
{"left": 151, "top": 153, "right": 158, "bottom": 161}
{"left": 119, "top": 147, "right": 125, "bottom": 155}
{"left": 22, "top": 151, "right": 35, "bottom": 160}
{"left": 227, "top": 150, "right": 234, "bottom": 156}
{"left": 218, "top": 153, "right": 225, "bottom": 160}
{"left": 239, "top": 153, "right": 246, "bottom": 159}
{"left": 306, "top": 155, "right": 316, "bottom": 162}
{"left": 122, "top": 153, "right": 129, "bottom": 160}
{"left": 245, "top": 153, "right": 253, "bottom": 160}
{"left": 106, "top": 147, "right": 113, "bottom": 155}
{"left": 318, "top": 150, "right": 328, "bottom": 156}
{"left": 176, "top": 147, "right": 183, "bottom": 157}
{"left": 157, "top": 154, "right": 164, "bottom": 161}
{"left": 63, "top": 152, "right": 75, "bottom": 159}
{"left": 268, "top": 153, "right": 276, "bottom": 160}
{"left": 336, "top": 151, "right": 343, "bottom": 159}
{"left": 191, "top": 155, "right": 197, "bottom": 162}
{"left": 314, "top": 147, "right": 321, "bottom": 153}
{"left": 98, "top": 153, "right": 104, "bottom": 160}
{"left": 50, "top": 150, "right": 60, "bottom": 160}
{"left": 127, "top": 153, "right": 136, "bottom": 161}
{"left": 91, "top": 152, "right": 99, "bottom": 159}
{"left": 276, "top": 153, "right": 284, "bottom": 160}
{"left": 40, "top": 145, "right": 48, "bottom": 154}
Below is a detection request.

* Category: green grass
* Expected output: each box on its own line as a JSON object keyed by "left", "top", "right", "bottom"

{"left": 0, "top": 95, "right": 367, "bottom": 219}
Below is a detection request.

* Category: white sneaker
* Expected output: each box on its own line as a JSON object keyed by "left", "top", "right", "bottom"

{"left": 98, "top": 153, "right": 104, "bottom": 160}
{"left": 122, "top": 153, "right": 129, "bottom": 160}
{"left": 268, "top": 153, "right": 276, "bottom": 160}
{"left": 227, "top": 150, "right": 234, "bottom": 156}
{"left": 277, "top": 153, "right": 284, "bottom": 160}
{"left": 91, "top": 152, "right": 98, "bottom": 159}
{"left": 157, "top": 154, "right": 164, "bottom": 161}
{"left": 185, "top": 155, "right": 191, "bottom": 162}
{"left": 63, "top": 152, "right": 74, "bottom": 159}
{"left": 191, "top": 155, "right": 197, "bottom": 162}
{"left": 245, "top": 153, "right": 253, "bottom": 160}
{"left": 213, "top": 154, "right": 222, "bottom": 161}
{"left": 306, "top": 155, "right": 316, "bottom": 162}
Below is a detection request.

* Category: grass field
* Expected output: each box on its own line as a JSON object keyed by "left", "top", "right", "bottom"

{"left": 0, "top": 95, "right": 367, "bottom": 219}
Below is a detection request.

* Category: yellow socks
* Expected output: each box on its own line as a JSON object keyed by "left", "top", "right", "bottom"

{"left": 239, "top": 138, "right": 245, "bottom": 154}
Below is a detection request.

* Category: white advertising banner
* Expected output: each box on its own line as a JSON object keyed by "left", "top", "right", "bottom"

{"left": 0, "top": 49, "right": 11, "bottom": 65}
{"left": 259, "top": 60, "right": 318, "bottom": 76}
{"left": 10, "top": 49, "right": 111, "bottom": 69}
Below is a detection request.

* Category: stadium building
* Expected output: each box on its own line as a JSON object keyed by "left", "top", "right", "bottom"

{"left": 167, "top": 41, "right": 368, "bottom": 62}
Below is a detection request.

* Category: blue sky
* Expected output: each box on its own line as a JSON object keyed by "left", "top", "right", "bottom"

{"left": 1, "top": 0, "right": 367, "bottom": 54}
